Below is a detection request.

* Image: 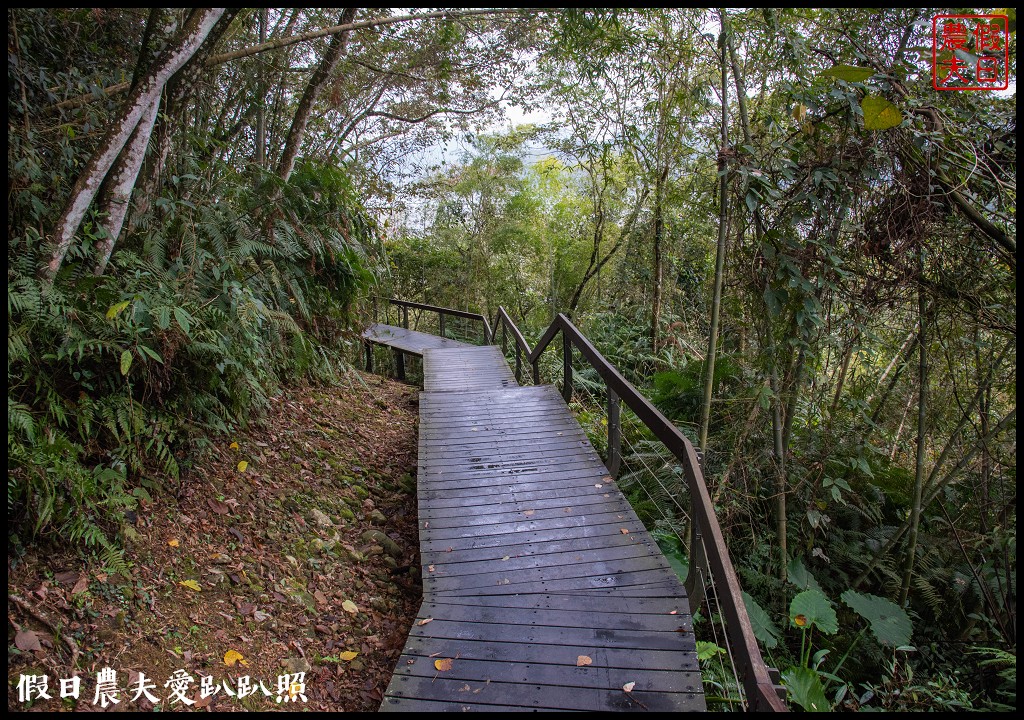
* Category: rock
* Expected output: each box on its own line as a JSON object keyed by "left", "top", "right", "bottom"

{"left": 361, "top": 530, "right": 403, "bottom": 558}
{"left": 283, "top": 657, "right": 311, "bottom": 675}
{"left": 253, "top": 610, "right": 271, "bottom": 622}
{"left": 310, "top": 508, "right": 333, "bottom": 528}
{"left": 368, "top": 509, "right": 387, "bottom": 524}
{"left": 339, "top": 507, "right": 355, "bottom": 521}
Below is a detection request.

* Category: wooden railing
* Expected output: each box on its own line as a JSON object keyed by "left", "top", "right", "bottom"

{"left": 377, "top": 297, "right": 492, "bottom": 343}
{"left": 490, "top": 308, "right": 786, "bottom": 712}
{"left": 371, "top": 300, "right": 786, "bottom": 710}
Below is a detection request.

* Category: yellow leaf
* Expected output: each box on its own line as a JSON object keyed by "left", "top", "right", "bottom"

{"left": 434, "top": 658, "right": 453, "bottom": 672}
{"left": 229, "top": 441, "right": 239, "bottom": 451}
{"left": 576, "top": 655, "right": 593, "bottom": 667}
{"left": 620, "top": 528, "right": 630, "bottom": 535}
{"left": 106, "top": 300, "right": 131, "bottom": 320}
{"left": 794, "top": 614, "right": 808, "bottom": 628}
{"left": 178, "top": 580, "right": 202, "bottom": 592}
{"left": 339, "top": 651, "right": 359, "bottom": 661}
{"left": 523, "top": 510, "right": 535, "bottom": 517}
{"left": 418, "top": 618, "right": 434, "bottom": 626}
{"left": 168, "top": 538, "right": 180, "bottom": 548}
{"left": 224, "top": 649, "right": 248, "bottom": 667}
{"left": 342, "top": 599, "right": 358, "bottom": 614}
{"left": 792, "top": 103, "right": 808, "bottom": 124}
{"left": 237, "top": 460, "right": 248, "bottom": 472}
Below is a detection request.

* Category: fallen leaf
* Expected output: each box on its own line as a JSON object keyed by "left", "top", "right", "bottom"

{"left": 342, "top": 599, "right": 358, "bottom": 614}
{"left": 458, "top": 684, "right": 471, "bottom": 692}
{"left": 339, "top": 651, "right": 359, "bottom": 661}
{"left": 434, "top": 658, "right": 453, "bottom": 671}
{"left": 523, "top": 510, "right": 535, "bottom": 517}
{"left": 595, "top": 484, "right": 603, "bottom": 488}
{"left": 620, "top": 528, "right": 630, "bottom": 535}
{"left": 427, "top": 565, "right": 436, "bottom": 573}
{"left": 54, "top": 571, "right": 80, "bottom": 585}
{"left": 417, "top": 618, "right": 434, "bottom": 626}
{"left": 576, "top": 655, "right": 593, "bottom": 667}
{"left": 178, "top": 580, "right": 202, "bottom": 591}
{"left": 314, "top": 590, "right": 328, "bottom": 605}
{"left": 237, "top": 460, "right": 248, "bottom": 472}
{"left": 224, "top": 649, "right": 248, "bottom": 667}
{"left": 208, "top": 498, "right": 230, "bottom": 515}
{"left": 623, "top": 681, "right": 636, "bottom": 693}
{"left": 15, "top": 629, "right": 42, "bottom": 652}
{"left": 72, "top": 575, "right": 89, "bottom": 595}
{"left": 229, "top": 441, "right": 239, "bottom": 450}
{"left": 501, "top": 555, "right": 510, "bottom": 561}
{"left": 669, "top": 610, "right": 678, "bottom": 615}
{"left": 168, "top": 538, "right": 180, "bottom": 548}
{"left": 253, "top": 610, "right": 270, "bottom": 622}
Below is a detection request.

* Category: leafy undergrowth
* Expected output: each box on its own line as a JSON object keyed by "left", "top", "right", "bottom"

{"left": 7, "top": 371, "right": 421, "bottom": 711}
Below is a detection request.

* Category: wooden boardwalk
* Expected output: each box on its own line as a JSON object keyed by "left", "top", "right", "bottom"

{"left": 370, "top": 325, "right": 704, "bottom": 712}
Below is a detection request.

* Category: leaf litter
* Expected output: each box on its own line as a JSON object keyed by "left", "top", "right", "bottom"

{"left": 6, "top": 374, "right": 422, "bottom": 711}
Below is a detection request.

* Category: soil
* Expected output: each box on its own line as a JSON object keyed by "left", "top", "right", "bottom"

{"left": 7, "top": 370, "right": 421, "bottom": 711}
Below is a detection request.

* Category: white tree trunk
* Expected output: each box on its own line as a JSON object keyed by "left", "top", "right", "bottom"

{"left": 92, "top": 96, "right": 161, "bottom": 275}
{"left": 43, "top": 8, "right": 225, "bottom": 282}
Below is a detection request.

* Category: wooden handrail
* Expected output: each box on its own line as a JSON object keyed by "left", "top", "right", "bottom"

{"left": 491, "top": 307, "right": 536, "bottom": 384}
{"left": 382, "top": 298, "right": 491, "bottom": 343}
{"left": 526, "top": 312, "right": 786, "bottom": 712}
{"left": 370, "top": 300, "right": 785, "bottom": 710}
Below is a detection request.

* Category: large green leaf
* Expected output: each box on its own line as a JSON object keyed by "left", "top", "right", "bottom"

{"left": 120, "top": 350, "right": 133, "bottom": 376}
{"left": 861, "top": 95, "right": 903, "bottom": 131}
{"left": 841, "top": 590, "right": 912, "bottom": 647}
{"left": 790, "top": 589, "right": 838, "bottom": 634}
{"left": 787, "top": 556, "right": 823, "bottom": 593}
{"left": 821, "top": 64, "right": 875, "bottom": 82}
{"left": 782, "top": 666, "right": 830, "bottom": 711}
{"left": 743, "top": 591, "right": 782, "bottom": 649}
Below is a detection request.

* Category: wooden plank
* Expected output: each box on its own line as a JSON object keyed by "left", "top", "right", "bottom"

{"left": 398, "top": 635, "right": 698, "bottom": 671}
{"left": 418, "top": 593, "right": 688, "bottom": 615}
{"left": 382, "top": 342, "right": 702, "bottom": 713}
{"left": 384, "top": 674, "right": 704, "bottom": 712}
{"left": 419, "top": 519, "right": 650, "bottom": 554}
{"left": 393, "top": 655, "right": 700, "bottom": 693}
{"left": 380, "top": 697, "right": 572, "bottom": 712}
{"left": 416, "top": 602, "right": 691, "bottom": 633}
{"left": 421, "top": 534, "right": 658, "bottom": 565}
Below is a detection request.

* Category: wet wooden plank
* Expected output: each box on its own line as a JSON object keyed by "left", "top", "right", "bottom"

{"left": 383, "top": 343, "right": 702, "bottom": 712}
{"left": 363, "top": 323, "right": 472, "bottom": 355}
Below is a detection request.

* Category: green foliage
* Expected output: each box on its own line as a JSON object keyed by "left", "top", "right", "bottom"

{"left": 790, "top": 589, "right": 839, "bottom": 634}
{"left": 7, "top": 156, "right": 377, "bottom": 562}
{"left": 840, "top": 590, "right": 912, "bottom": 647}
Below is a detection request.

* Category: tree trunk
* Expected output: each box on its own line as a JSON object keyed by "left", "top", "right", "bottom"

{"left": 899, "top": 253, "right": 928, "bottom": 606}
{"left": 276, "top": 8, "right": 359, "bottom": 183}
{"left": 256, "top": 7, "right": 268, "bottom": 167}
{"left": 92, "top": 98, "right": 161, "bottom": 275}
{"left": 699, "top": 18, "right": 730, "bottom": 450}
{"left": 128, "top": 10, "right": 240, "bottom": 235}
{"left": 42, "top": 8, "right": 225, "bottom": 282}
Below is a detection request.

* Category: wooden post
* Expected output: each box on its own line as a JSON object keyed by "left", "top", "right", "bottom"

{"left": 562, "top": 333, "right": 573, "bottom": 403}
{"left": 439, "top": 312, "right": 446, "bottom": 338}
{"left": 364, "top": 341, "right": 373, "bottom": 372}
{"left": 393, "top": 349, "right": 405, "bottom": 381}
{"left": 402, "top": 306, "right": 409, "bottom": 329}
{"left": 685, "top": 519, "right": 707, "bottom": 615}
{"left": 607, "top": 388, "right": 621, "bottom": 478}
{"left": 502, "top": 323, "right": 508, "bottom": 354}
{"left": 515, "top": 345, "right": 522, "bottom": 383}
